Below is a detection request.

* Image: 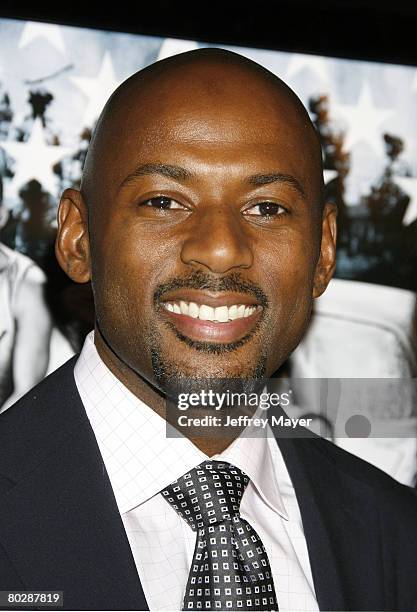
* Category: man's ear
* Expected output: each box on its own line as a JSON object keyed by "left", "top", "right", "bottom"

{"left": 312, "top": 202, "right": 337, "bottom": 298}
{"left": 55, "top": 188, "right": 91, "bottom": 283}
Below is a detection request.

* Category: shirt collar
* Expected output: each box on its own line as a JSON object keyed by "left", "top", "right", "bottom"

{"left": 74, "top": 330, "right": 288, "bottom": 520}
{"left": 213, "top": 404, "right": 289, "bottom": 520}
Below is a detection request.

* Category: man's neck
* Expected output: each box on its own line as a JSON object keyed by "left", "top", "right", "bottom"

{"left": 93, "top": 325, "right": 238, "bottom": 456}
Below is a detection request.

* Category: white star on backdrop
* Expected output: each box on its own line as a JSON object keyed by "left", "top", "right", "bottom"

{"left": 70, "top": 51, "right": 120, "bottom": 128}
{"left": 286, "top": 53, "right": 330, "bottom": 84}
{"left": 332, "top": 82, "right": 394, "bottom": 153}
{"left": 157, "top": 38, "right": 199, "bottom": 61}
{"left": 1, "top": 118, "right": 72, "bottom": 197}
{"left": 396, "top": 176, "right": 417, "bottom": 225}
{"left": 18, "top": 22, "right": 66, "bottom": 53}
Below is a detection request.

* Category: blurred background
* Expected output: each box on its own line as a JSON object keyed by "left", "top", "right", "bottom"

{"left": 1, "top": 0, "right": 417, "bottom": 484}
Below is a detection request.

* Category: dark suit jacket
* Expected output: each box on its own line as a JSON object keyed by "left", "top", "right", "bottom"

{"left": 0, "top": 355, "right": 417, "bottom": 611}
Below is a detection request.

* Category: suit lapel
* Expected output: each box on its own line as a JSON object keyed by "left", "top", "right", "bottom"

{"left": 274, "top": 429, "right": 383, "bottom": 611}
{"left": 0, "top": 362, "right": 148, "bottom": 611}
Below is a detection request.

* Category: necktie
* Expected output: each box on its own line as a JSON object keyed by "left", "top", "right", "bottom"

{"left": 161, "top": 460, "right": 279, "bottom": 611}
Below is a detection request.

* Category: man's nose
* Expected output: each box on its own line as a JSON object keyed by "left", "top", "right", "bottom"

{"left": 180, "top": 206, "right": 253, "bottom": 274}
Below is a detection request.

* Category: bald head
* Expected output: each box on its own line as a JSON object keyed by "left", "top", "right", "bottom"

{"left": 80, "top": 47, "right": 324, "bottom": 216}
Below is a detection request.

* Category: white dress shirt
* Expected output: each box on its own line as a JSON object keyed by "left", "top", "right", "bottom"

{"left": 74, "top": 330, "right": 318, "bottom": 612}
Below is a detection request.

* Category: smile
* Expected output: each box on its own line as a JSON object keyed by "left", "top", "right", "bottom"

{"left": 162, "top": 301, "right": 261, "bottom": 322}
{"left": 158, "top": 294, "right": 264, "bottom": 344}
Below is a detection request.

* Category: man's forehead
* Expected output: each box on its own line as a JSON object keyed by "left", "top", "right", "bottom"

{"left": 127, "top": 87, "right": 301, "bottom": 127}
{"left": 113, "top": 114, "right": 311, "bottom": 151}
{"left": 103, "top": 105, "right": 317, "bottom": 194}
{"left": 100, "top": 86, "right": 315, "bottom": 163}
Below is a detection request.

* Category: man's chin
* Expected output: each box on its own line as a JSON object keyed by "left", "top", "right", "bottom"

{"left": 151, "top": 351, "right": 267, "bottom": 396}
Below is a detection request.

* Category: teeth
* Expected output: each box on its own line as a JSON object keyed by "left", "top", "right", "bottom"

{"left": 199, "top": 304, "right": 215, "bottom": 321}
{"left": 214, "top": 306, "right": 229, "bottom": 322}
{"left": 188, "top": 302, "right": 199, "bottom": 318}
{"left": 179, "top": 300, "right": 189, "bottom": 316}
{"left": 229, "top": 305, "right": 238, "bottom": 320}
{"left": 162, "top": 301, "right": 260, "bottom": 322}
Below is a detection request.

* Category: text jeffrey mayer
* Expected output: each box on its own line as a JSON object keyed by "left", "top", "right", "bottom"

{"left": 224, "top": 415, "right": 313, "bottom": 429}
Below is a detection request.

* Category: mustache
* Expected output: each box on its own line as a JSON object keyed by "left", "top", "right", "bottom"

{"left": 153, "top": 270, "right": 269, "bottom": 308}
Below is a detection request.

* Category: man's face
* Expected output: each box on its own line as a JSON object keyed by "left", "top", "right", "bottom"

{"left": 78, "top": 63, "right": 334, "bottom": 390}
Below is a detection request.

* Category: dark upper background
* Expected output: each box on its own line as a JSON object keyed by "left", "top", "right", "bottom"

{"left": 1, "top": 0, "right": 417, "bottom": 67}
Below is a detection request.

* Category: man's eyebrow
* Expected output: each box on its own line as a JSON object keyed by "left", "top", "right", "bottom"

{"left": 246, "top": 173, "right": 307, "bottom": 199}
{"left": 119, "top": 163, "right": 306, "bottom": 199}
{"left": 119, "top": 163, "right": 193, "bottom": 188}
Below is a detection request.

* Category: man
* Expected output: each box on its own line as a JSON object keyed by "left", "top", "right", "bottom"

{"left": 0, "top": 204, "right": 52, "bottom": 412}
{"left": 0, "top": 48, "right": 416, "bottom": 612}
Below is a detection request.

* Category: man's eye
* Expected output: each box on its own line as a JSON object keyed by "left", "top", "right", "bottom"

{"left": 244, "top": 202, "right": 287, "bottom": 217}
{"left": 141, "top": 196, "right": 185, "bottom": 210}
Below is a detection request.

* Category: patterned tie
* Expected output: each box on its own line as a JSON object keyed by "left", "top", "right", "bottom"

{"left": 161, "top": 460, "right": 279, "bottom": 611}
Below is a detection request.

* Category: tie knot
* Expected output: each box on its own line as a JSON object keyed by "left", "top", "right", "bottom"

{"left": 161, "top": 460, "right": 250, "bottom": 530}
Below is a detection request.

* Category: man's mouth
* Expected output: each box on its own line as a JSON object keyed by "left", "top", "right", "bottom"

{"left": 158, "top": 290, "right": 264, "bottom": 344}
